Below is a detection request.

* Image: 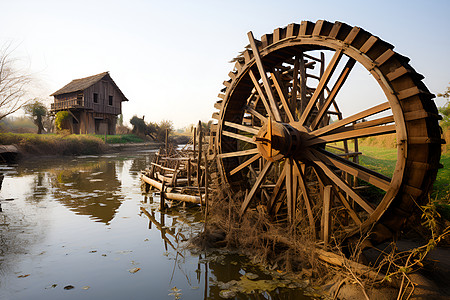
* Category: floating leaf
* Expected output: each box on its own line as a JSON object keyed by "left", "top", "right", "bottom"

{"left": 244, "top": 272, "right": 259, "bottom": 280}
{"left": 170, "top": 286, "right": 181, "bottom": 292}
{"left": 219, "top": 289, "right": 236, "bottom": 298}
{"left": 64, "top": 285, "right": 75, "bottom": 290}
{"left": 17, "top": 274, "right": 30, "bottom": 278}
{"left": 82, "top": 286, "right": 90, "bottom": 290}
{"left": 128, "top": 267, "right": 140, "bottom": 274}
{"left": 45, "top": 284, "right": 57, "bottom": 289}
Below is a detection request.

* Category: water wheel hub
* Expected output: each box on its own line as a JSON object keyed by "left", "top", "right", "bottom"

{"left": 254, "top": 120, "right": 311, "bottom": 161}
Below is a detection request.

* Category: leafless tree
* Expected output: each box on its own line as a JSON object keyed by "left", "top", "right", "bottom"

{"left": 0, "top": 42, "right": 33, "bottom": 121}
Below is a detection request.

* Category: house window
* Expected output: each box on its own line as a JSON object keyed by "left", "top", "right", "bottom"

{"left": 108, "top": 95, "right": 113, "bottom": 106}
{"left": 93, "top": 93, "right": 98, "bottom": 103}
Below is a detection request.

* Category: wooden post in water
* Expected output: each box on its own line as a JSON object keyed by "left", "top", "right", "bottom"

{"left": 193, "top": 127, "right": 197, "bottom": 159}
{"left": 203, "top": 150, "right": 209, "bottom": 232}
{"left": 160, "top": 180, "right": 166, "bottom": 211}
{"left": 197, "top": 121, "right": 203, "bottom": 208}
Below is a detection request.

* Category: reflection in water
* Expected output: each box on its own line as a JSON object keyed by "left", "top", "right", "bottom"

{"left": 0, "top": 153, "right": 311, "bottom": 300}
{"left": 50, "top": 160, "right": 123, "bottom": 224}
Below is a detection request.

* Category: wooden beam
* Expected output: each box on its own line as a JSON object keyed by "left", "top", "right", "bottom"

{"left": 299, "top": 49, "right": 343, "bottom": 125}
{"left": 249, "top": 70, "right": 273, "bottom": 119}
{"left": 222, "top": 130, "right": 256, "bottom": 144}
{"left": 313, "top": 148, "right": 391, "bottom": 191}
{"left": 311, "top": 58, "right": 356, "bottom": 130}
{"left": 229, "top": 153, "right": 262, "bottom": 176}
{"left": 323, "top": 185, "right": 331, "bottom": 247}
{"left": 218, "top": 148, "right": 259, "bottom": 159}
{"left": 224, "top": 121, "right": 260, "bottom": 135}
{"left": 293, "top": 160, "right": 315, "bottom": 236}
{"left": 310, "top": 101, "right": 390, "bottom": 138}
{"left": 306, "top": 124, "right": 396, "bottom": 146}
{"left": 240, "top": 160, "right": 272, "bottom": 216}
{"left": 271, "top": 70, "right": 295, "bottom": 123}
{"left": 247, "top": 31, "right": 282, "bottom": 122}
{"left": 309, "top": 152, "right": 375, "bottom": 214}
{"left": 244, "top": 105, "right": 267, "bottom": 123}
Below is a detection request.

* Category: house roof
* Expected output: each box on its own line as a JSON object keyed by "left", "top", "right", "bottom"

{"left": 50, "top": 72, "right": 129, "bottom": 101}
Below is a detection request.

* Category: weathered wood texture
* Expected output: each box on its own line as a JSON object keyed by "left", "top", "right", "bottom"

{"left": 212, "top": 20, "right": 442, "bottom": 246}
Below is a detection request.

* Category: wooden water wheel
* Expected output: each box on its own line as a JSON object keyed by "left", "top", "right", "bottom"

{"left": 212, "top": 20, "right": 442, "bottom": 245}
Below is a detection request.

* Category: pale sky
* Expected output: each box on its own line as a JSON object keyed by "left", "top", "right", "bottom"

{"left": 2, "top": 0, "right": 449, "bottom": 129}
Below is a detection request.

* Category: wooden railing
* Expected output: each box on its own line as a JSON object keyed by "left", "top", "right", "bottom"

{"left": 51, "top": 99, "right": 84, "bottom": 111}
{"left": 52, "top": 100, "right": 120, "bottom": 115}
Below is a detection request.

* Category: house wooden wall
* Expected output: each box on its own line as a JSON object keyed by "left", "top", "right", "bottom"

{"left": 83, "top": 80, "right": 124, "bottom": 115}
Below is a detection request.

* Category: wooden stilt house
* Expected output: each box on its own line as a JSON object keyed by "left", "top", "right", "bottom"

{"left": 50, "top": 72, "right": 128, "bottom": 134}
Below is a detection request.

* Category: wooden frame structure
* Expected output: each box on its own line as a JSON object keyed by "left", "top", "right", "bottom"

{"left": 141, "top": 122, "right": 212, "bottom": 209}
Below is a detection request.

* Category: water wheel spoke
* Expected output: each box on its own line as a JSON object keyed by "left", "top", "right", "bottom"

{"left": 229, "top": 153, "right": 262, "bottom": 176}
{"left": 308, "top": 151, "right": 375, "bottom": 214}
{"left": 218, "top": 148, "right": 259, "bottom": 159}
{"left": 270, "top": 70, "right": 295, "bottom": 123}
{"left": 334, "top": 188, "right": 362, "bottom": 226}
{"left": 311, "top": 58, "right": 356, "bottom": 130}
{"left": 290, "top": 55, "right": 300, "bottom": 117}
{"left": 306, "top": 124, "right": 396, "bottom": 146}
{"left": 313, "top": 148, "right": 391, "bottom": 191}
{"left": 310, "top": 101, "right": 391, "bottom": 138}
{"left": 267, "top": 162, "right": 287, "bottom": 213}
{"left": 312, "top": 163, "right": 362, "bottom": 226}
{"left": 224, "top": 121, "right": 260, "bottom": 135}
{"left": 299, "top": 49, "right": 343, "bottom": 126}
{"left": 240, "top": 160, "right": 273, "bottom": 216}
{"left": 247, "top": 31, "right": 282, "bottom": 122}
{"left": 249, "top": 70, "right": 273, "bottom": 119}
{"left": 285, "top": 158, "right": 295, "bottom": 222}
{"left": 292, "top": 160, "right": 316, "bottom": 235}
{"left": 244, "top": 105, "right": 267, "bottom": 123}
{"left": 222, "top": 130, "right": 256, "bottom": 144}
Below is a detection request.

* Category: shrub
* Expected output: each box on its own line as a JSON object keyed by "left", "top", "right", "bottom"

{"left": 55, "top": 111, "right": 71, "bottom": 132}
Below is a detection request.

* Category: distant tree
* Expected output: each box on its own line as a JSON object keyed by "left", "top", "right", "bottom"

{"left": 0, "top": 42, "right": 34, "bottom": 121}
{"left": 130, "top": 115, "right": 148, "bottom": 136}
{"left": 156, "top": 120, "right": 173, "bottom": 141}
{"left": 438, "top": 84, "right": 450, "bottom": 129}
{"left": 23, "top": 99, "right": 47, "bottom": 134}
{"left": 117, "top": 114, "right": 123, "bottom": 126}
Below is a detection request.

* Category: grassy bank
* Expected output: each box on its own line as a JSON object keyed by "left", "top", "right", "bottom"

{"left": 91, "top": 134, "right": 145, "bottom": 144}
{"left": 0, "top": 132, "right": 106, "bottom": 155}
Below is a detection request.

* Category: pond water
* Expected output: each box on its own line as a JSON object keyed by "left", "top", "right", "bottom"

{"left": 0, "top": 151, "right": 313, "bottom": 299}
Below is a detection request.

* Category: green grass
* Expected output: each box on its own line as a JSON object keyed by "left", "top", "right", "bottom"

{"left": 0, "top": 132, "right": 105, "bottom": 155}
{"left": 91, "top": 134, "right": 144, "bottom": 144}
{"left": 327, "top": 141, "right": 449, "bottom": 205}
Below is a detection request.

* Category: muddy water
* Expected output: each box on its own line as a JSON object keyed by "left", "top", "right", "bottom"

{"left": 0, "top": 151, "right": 312, "bottom": 299}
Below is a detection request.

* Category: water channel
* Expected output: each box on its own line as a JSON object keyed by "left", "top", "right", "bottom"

{"left": 0, "top": 150, "right": 313, "bottom": 299}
